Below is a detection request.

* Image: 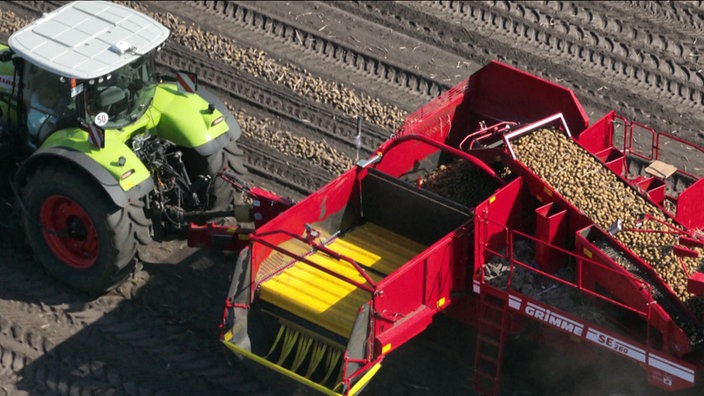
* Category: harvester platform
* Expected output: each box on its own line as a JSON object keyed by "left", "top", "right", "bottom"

{"left": 258, "top": 222, "right": 426, "bottom": 338}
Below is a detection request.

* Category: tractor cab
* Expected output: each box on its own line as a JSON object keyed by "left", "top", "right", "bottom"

{"left": 19, "top": 64, "right": 73, "bottom": 143}
{"left": 4, "top": 0, "right": 168, "bottom": 145}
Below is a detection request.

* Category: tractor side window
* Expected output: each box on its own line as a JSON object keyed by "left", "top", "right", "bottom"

{"left": 24, "top": 68, "right": 72, "bottom": 143}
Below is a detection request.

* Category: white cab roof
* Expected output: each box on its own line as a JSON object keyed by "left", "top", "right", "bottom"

{"left": 8, "top": 1, "right": 169, "bottom": 80}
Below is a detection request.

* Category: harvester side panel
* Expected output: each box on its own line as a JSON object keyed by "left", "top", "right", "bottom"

{"left": 395, "top": 78, "right": 467, "bottom": 140}
{"left": 501, "top": 285, "right": 698, "bottom": 392}
{"left": 373, "top": 233, "right": 461, "bottom": 356}
{"left": 455, "top": 61, "right": 588, "bottom": 148}
{"left": 676, "top": 177, "right": 704, "bottom": 231}
{"left": 394, "top": 61, "right": 589, "bottom": 155}
{"left": 473, "top": 177, "right": 524, "bottom": 278}
{"left": 574, "top": 111, "right": 618, "bottom": 154}
{"left": 533, "top": 201, "right": 570, "bottom": 274}
{"left": 250, "top": 169, "right": 360, "bottom": 286}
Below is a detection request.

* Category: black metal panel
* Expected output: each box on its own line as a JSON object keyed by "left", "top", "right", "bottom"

{"left": 361, "top": 168, "right": 471, "bottom": 245}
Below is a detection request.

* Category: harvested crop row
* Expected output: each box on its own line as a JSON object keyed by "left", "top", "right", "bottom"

{"left": 0, "top": 9, "right": 25, "bottom": 32}
{"left": 231, "top": 107, "right": 354, "bottom": 175}
{"left": 120, "top": 1, "right": 407, "bottom": 133}
{"left": 513, "top": 128, "right": 704, "bottom": 318}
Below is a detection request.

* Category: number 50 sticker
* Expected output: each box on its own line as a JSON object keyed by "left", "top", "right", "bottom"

{"left": 94, "top": 112, "right": 109, "bottom": 126}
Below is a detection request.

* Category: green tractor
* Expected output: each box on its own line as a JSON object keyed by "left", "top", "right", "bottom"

{"left": 0, "top": 1, "right": 247, "bottom": 295}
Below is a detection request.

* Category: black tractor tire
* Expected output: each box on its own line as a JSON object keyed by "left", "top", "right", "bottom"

{"left": 208, "top": 137, "right": 248, "bottom": 210}
{"left": 185, "top": 136, "right": 248, "bottom": 212}
{"left": 20, "top": 163, "right": 148, "bottom": 296}
{"left": 190, "top": 86, "right": 249, "bottom": 212}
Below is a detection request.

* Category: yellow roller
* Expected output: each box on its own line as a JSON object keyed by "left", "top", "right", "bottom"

{"left": 258, "top": 222, "right": 425, "bottom": 338}
{"left": 335, "top": 223, "right": 426, "bottom": 275}
{"left": 259, "top": 254, "right": 377, "bottom": 337}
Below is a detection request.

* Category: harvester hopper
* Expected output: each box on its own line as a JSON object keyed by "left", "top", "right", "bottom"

{"left": 220, "top": 136, "right": 504, "bottom": 394}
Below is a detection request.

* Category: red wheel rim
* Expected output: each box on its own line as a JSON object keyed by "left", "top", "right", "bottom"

{"left": 40, "top": 195, "right": 99, "bottom": 269}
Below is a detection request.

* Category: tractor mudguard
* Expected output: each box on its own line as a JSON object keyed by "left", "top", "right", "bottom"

{"left": 16, "top": 128, "right": 154, "bottom": 208}
{"left": 151, "top": 84, "right": 232, "bottom": 156}
{"left": 195, "top": 85, "right": 241, "bottom": 142}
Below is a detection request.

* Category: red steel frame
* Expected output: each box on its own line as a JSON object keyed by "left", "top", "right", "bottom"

{"left": 473, "top": 221, "right": 698, "bottom": 391}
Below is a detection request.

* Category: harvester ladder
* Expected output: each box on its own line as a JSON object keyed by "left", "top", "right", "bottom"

{"left": 473, "top": 292, "right": 508, "bottom": 396}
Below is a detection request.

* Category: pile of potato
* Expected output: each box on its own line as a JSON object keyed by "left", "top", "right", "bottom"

{"left": 513, "top": 128, "right": 704, "bottom": 319}
{"left": 419, "top": 158, "right": 499, "bottom": 208}
{"left": 120, "top": 1, "right": 407, "bottom": 133}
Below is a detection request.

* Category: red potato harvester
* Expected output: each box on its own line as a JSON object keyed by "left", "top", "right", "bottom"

{"left": 189, "top": 61, "right": 704, "bottom": 395}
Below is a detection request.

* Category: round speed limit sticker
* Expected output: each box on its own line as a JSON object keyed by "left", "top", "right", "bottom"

{"left": 94, "top": 112, "right": 109, "bottom": 126}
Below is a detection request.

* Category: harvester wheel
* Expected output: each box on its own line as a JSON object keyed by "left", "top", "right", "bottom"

{"left": 20, "top": 163, "right": 145, "bottom": 296}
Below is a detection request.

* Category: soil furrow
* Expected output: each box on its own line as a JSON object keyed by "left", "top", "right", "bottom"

{"left": 542, "top": 1, "right": 702, "bottom": 67}
{"left": 416, "top": 1, "right": 704, "bottom": 133}
{"left": 334, "top": 1, "right": 703, "bottom": 138}
{"left": 129, "top": 0, "right": 408, "bottom": 132}
{"left": 487, "top": 1, "right": 704, "bottom": 104}
{"left": 153, "top": 1, "right": 453, "bottom": 105}
{"left": 0, "top": 237, "right": 263, "bottom": 395}
{"left": 528, "top": 1, "right": 703, "bottom": 88}
{"left": 627, "top": 1, "right": 704, "bottom": 36}
{"left": 157, "top": 43, "right": 390, "bottom": 153}
{"left": 0, "top": 301, "right": 137, "bottom": 395}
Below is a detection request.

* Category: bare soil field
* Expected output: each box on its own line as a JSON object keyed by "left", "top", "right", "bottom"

{"left": 0, "top": 1, "right": 703, "bottom": 395}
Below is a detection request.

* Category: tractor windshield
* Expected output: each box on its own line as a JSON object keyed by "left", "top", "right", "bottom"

{"left": 83, "top": 52, "right": 157, "bottom": 129}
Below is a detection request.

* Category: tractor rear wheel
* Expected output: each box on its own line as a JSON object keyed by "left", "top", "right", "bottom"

{"left": 20, "top": 163, "right": 145, "bottom": 296}
{"left": 184, "top": 136, "right": 248, "bottom": 212}
{"left": 191, "top": 87, "right": 249, "bottom": 212}
{"left": 206, "top": 138, "right": 247, "bottom": 210}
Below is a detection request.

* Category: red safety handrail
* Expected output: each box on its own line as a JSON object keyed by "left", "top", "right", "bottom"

{"left": 377, "top": 133, "right": 504, "bottom": 184}
{"left": 477, "top": 215, "right": 656, "bottom": 322}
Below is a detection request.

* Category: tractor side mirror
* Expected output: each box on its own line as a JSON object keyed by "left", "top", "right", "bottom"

{"left": 0, "top": 50, "right": 13, "bottom": 62}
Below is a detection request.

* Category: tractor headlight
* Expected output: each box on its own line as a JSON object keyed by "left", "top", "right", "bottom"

{"left": 120, "top": 169, "right": 135, "bottom": 180}
{"left": 211, "top": 115, "right": 224, "bottom": 127}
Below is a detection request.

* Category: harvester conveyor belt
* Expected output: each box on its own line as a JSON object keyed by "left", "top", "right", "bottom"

{"left": 597, "top": 241, "right": 666, "bottom": 301}
{"left": 595, "top": 240, "right": 695, "bottom": 334}
{"left": 258, "top": 222, "right": 426, "bottom": 338}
